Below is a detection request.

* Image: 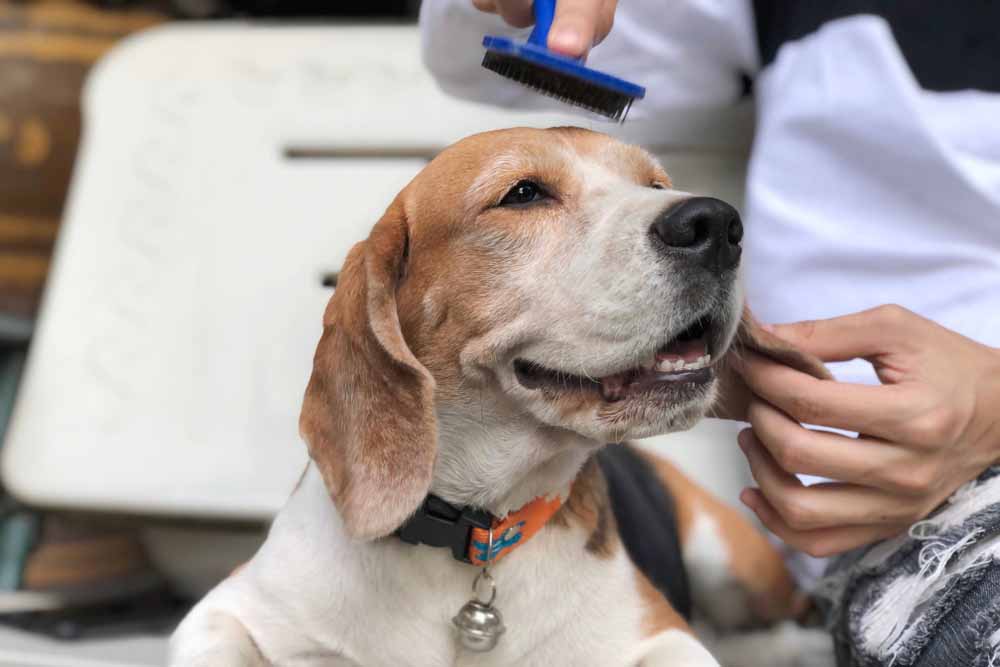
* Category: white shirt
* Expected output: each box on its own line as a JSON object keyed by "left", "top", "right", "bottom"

{"left": 419, "top": 1, "right": 1000, "bottom": 388}
{"left": 420, "top": 0, "right": 1000, "bottom": 586}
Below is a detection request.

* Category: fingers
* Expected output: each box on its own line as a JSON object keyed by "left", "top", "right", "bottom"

{"left": 549, "top": 0, "right": 615, "bottom": 56}
{"left": 476, "top": 0, "right": 535, "bottom": 28}
{"left": 736, "top": 350, "right": 915, "bottom": 441}
{"left": 738, "top": 430, "right": 930, "bottom": 530}
{"left": 739, "top": 488, "right": 907, "bottom": 557}
{"left": 474, "top": 0, "right": 616, "bottom": 54}
{"left": 746, "top": 399, "right": 923, "bottom": 493}
{"left": 765, "top": 304, "right": 926, "bottom": 363}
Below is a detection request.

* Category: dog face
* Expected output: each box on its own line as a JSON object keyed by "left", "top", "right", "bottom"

{"left": 301, "top": 128, "right": 787, "bottom": 538}
{"left": 400, "top": 127, "right": 743, "bottom": 441}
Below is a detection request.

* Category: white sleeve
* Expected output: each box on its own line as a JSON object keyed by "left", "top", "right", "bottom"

{"left": 419, "top": 0, "right": 759, "bottom": 119}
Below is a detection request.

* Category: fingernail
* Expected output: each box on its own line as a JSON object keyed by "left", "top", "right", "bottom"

{"left": 761, "top": 324, "right": 776, "bottom": 333}
{"left": 737, "top": 429, "right": 751, "bottom": 451}
{"left": 549, "top": 27, "right": 583, "bottom": 56}
{"left": 739, "top": 488, "right": 755, "bottom": 507}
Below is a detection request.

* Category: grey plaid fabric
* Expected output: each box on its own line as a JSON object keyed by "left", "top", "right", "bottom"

{"left": 819, "top": 467, "right": 1000, "bottom": 667}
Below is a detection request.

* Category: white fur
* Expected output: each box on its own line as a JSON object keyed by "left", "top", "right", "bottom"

{"left": 684, "top": 510, "right": 752, "bottom": 630}
{"left": 633, "top": 629, "right": 721, "bottom": 666}
{"left": 702, "top": 622, "right": 836, "bottom": 667}
{"left": 171, "top": 465, "right": 684, "bottom": 666}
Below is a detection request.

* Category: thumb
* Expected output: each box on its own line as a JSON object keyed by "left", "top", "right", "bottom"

{"left": 549, "top": 0, "right": 608, "bottom": 57}
{"left": 767, "top": 308, "right": 902, "bottom": 362}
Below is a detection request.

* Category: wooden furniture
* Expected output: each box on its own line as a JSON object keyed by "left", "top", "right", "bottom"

{"left": 0, "top": 0, "right": 164, "bottom": 322}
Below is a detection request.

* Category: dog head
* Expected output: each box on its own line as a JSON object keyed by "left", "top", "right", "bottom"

{"left": 299, "top": 127, "right": 823, "bottom": 538}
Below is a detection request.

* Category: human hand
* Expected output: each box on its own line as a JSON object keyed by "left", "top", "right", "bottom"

{"left": 471, "top": 0, "right": 617, "bottom": 58}
{"left": 734, "top": 305, "right": 1000, "bottom": 557}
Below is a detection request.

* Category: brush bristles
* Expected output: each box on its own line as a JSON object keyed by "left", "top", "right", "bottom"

{"left": 482, "top": 51, "right": 634, "bottom": 122}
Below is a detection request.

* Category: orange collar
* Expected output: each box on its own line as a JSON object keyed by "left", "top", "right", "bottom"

{"left": 468, "top": 493, "right": 566, "bottom": 566}
{"left": 395, "top": 492, "right": 568, "bottom": 566}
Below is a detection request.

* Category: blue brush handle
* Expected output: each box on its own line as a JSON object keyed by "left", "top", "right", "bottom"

{"left": 528, "top": 0, "right": 556, "bottom": 47}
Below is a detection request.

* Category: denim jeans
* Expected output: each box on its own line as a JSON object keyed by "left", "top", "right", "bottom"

{"left": 821, "top": 468, "right": 1000, "bottom": 667}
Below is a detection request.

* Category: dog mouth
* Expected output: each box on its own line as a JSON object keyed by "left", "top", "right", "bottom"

{"left": 513, "top": 316, "right": 716, "bottom": 403}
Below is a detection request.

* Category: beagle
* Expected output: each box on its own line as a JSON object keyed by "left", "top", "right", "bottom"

{"left": 169, "top": 127, "right": 831, "bottom": 666}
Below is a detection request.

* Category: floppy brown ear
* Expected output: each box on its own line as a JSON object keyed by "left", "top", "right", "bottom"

{"left": 299, "top": 199, "right": 436, "bottom": 540}
{"left": 710, "top": 308, "right": 832, "bottom": 421}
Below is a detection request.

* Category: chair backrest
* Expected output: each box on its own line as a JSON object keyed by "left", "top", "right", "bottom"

{"left": 1, "top": 25, "right": 752, "bottom": 520}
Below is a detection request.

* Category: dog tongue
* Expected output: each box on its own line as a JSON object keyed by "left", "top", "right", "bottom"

{"left": 657, "top": 338, "right": 707, "bottom": 363}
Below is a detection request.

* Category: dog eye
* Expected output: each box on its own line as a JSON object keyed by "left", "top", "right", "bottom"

{"left": 650, "top": 182, "right": 667, "bottom": 190}
{"left": 499, "top": 180, "right": 548, "bottom": 207}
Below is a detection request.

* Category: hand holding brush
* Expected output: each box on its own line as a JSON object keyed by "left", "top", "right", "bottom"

{"left": 477, "top": 0, "right": 644, "bottom": 121}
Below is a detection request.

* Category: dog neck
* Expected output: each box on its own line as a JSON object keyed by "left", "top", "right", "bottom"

{"left": 430, "top": 406, "right": 600, "bottom": 518}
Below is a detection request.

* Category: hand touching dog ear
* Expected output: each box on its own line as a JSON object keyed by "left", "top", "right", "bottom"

{"left": 731, "top": 305, "right": 1000, "bottom": 557}
{"left": 711, "top": 308, "right": 831, "bottom": 422}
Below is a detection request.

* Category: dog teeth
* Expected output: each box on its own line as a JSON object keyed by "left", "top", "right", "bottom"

{"left": 655, "top": 354, "right": 712, "bottom": 373}
{"left": 655, "top": 359, "right": 681, "bottom": 372}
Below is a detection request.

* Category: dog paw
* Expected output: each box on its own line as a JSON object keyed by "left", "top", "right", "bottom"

{"left": 703, "top": 622, "right": 835, "bottom": 667}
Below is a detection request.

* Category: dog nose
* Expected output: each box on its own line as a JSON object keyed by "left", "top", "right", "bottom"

{"left": 650, "top": 197, "right": 743, "bottom": 273}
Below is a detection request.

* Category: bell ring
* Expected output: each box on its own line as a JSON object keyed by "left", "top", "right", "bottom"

{"left": 452, "top": 529, "right": 506, "bottom": 652}
{"left": 453, "top": 568, "right": 506, "bottom": 652}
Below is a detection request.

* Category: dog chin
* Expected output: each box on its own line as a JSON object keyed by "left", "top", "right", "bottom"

{"left": 511, "top": 376, "right": 718, "bottom": 444}
{"left": 595, "top": 379, "right": 717, "bottom": 440}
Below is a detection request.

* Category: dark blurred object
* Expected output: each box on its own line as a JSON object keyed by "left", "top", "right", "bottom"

{"left": 0, "top": 0, "right": 166, "bottom": 322}
{"left": 0, "top": 586, "right": 187, "bottom": 640}
{"left": 0, "top": 510, "right": 164, "bottom": 612}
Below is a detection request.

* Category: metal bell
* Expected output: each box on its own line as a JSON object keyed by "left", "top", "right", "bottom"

{"left": 453, "top": 533, "right": 506, "bottom": 655}
{"left": 452, "top": 597, "right": 506, "bottom": 652}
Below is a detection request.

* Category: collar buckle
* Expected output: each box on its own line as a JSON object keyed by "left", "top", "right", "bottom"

{"left": 396, "top": 495, "right": 494, "bottom": 564}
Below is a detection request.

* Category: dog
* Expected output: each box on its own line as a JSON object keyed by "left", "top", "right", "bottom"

{"left": 169, "top": 127, "right": 832, "bottom": 666}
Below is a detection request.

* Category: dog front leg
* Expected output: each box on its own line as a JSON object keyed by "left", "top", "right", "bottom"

{"left": 169, "top": 607, "right": 268, "bottom": 667}
{"left": 636, "top": 447, "right": 805, "bottom": 628}
{"left": 701, "top": 621, "right": 835, "bottom": 667}
{"left": 634, "top": 629, "right": 721, "bottom": 667}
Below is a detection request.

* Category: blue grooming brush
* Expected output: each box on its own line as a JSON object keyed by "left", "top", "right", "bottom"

{"left": 481, "top": 0, "right": 645, "bottom": 122}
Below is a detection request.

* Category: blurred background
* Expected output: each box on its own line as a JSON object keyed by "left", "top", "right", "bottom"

{"left": 0, "top": 1, "right": 752, "bottom": 664}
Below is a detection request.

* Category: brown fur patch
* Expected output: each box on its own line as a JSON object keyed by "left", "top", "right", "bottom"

{"left": 636, "top": 569, "right": 692, "bottom": 637}
{"left": 299, "top": 198, "right": 438, "bottom": 541}
{"left": 552, "top": 456, "right": 618, "bottom": 559}
{"left": 712, "top": 308, "right": 832, "bottom": 421}
{"left": 636, "top": 447, "right": 804, "bottom": 622}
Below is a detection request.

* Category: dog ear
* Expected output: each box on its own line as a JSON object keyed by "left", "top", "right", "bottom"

{"left": 299, "top": 199, "right": 436, "bottom": 540}
{"left": 711, "top": 308, "right": 831, "bottom": 421}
